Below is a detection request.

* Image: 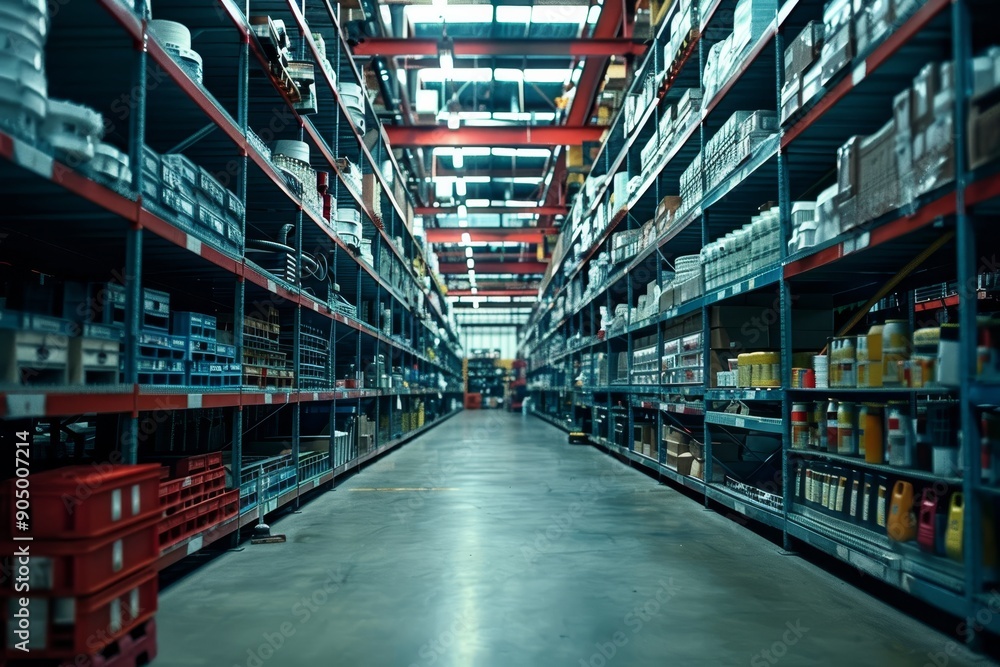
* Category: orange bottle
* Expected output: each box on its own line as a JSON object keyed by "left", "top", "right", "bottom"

{"left": 887, "top": 480, "right": 917, "bottom": 542}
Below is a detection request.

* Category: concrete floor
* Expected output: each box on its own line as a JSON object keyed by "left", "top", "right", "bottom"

{"left": 158, "top": 411, "right": 996, "bottom": 667}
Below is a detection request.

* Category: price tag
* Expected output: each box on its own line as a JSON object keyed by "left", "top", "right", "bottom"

{"left": 735, "top": 417, "right": 746, "bottom": 428}
{"left": 717, "top": 290, "right": 726, "bottom": 302}
{"left": 264, "top": 393, "right": 273, "bottom": 405}
{"left": 749, "top": 277, "right": 757, "bottom": 290}
{"left": 266, "top": 279, "right": 276, "bottom": 293}
{"left": 187, "top": 394, "right": 202, "bottom": 409}
{"left": 186, "top": 235, "right": 202, "bottom": 255}
{"left": 734, "top": 501, "right": 747, "bottom": 515}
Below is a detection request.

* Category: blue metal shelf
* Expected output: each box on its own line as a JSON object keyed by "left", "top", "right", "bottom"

{"left": 705, "top": 411, "right": 784, "bottom": 434}
{"left": 790, "top": 449, "right": 964, "bottom": 486}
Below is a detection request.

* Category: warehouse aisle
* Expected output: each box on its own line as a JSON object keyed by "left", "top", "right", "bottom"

{"left": 157, "top": 412, "right": 992, "bottom": 667}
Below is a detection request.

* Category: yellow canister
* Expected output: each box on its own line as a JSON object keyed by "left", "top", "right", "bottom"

{"left": 882, "top": 320, "right": 910, "bottom": 387}
{"left": 867, "top": 323, "right": 884, "bottom": 361}
{"left": 863, "top": 404, "right": 884, "bottom": 464}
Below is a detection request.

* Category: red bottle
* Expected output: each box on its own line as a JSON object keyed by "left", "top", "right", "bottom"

{"left": 917, "top": 488, "right": 939, "bottom": 552}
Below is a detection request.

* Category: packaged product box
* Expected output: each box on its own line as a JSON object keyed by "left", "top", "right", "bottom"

{"left": 823, "top": 0, "right": 854, "bottom": 37}
{"left": 801, "top": 62, "right": 824, "bottom": 107}
{"left": 911, "top": 62, "right": 940, "bottom": 132}
{"left": 784, "top": 20, "right": 824, "bottom": 81}
{"left": 968, "top": 98, "right": 1000, "bottom": 170}
{"left": 820, "top": 21, "right": 855, "bottom": 87}
{"left": 781, "top": 76, "right": 802, "bottom": 125}
{"left": 836, "top": 136, "right": 862, "bottom": 197}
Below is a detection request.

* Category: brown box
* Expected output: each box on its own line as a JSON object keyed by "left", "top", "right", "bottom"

{"left": 362, "top": 173, "right": 382, "bottom": 219}
{"left": 690, "top": 457, "right": 724, "bottom": 482}
{"left": 674, "top": 452, "right": 694, "bottom": 476}
{"left": 968, "top": 98, "right": 1000, "bottom": 170}
{"left": 663, "top": 425, "right": 691, "bottom": 456}
{"left": 641, "top": 423, "right": 656, "bottom": 447}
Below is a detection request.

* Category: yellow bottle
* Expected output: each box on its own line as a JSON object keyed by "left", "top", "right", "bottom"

{"left": 887, "top": 480, "right": 916, "bottom": 542}
{"left": 945, "top": 493, "right": 964, "bottom": 560}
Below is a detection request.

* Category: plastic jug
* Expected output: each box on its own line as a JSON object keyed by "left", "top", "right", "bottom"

{"left": 888, "top": 480, "right": 916, "bottom": 541}
{"left": 945, "top": 493, "right": 964, "bottom": 560}
{"left": 917, "top": 488, "right": 939, "bottom": 552}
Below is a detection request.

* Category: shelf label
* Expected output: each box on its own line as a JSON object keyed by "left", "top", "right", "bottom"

{"left": 6, "top": 394, "right": 46, "bottom": 419}
{"left": 734, "top": 501, "right": 747, "bottom": 515}
{"left": 187, "top": 394, "right": 202, "bottom": 409}
{"left": 717, "top": 290, "right": 726, "bottom": 302}
{"left": 186, "top": 235, "right": 202, "bottom": 255}
{"left": 735, "top": 417, "right": 746, "bottom": 428}
{"left": 266, "top": 279, "right": 276, "bottom": 293}
{"left": 748, "top": 277, "right": 756, "bottom": 290}
{"left": 313, "top": 392, "right": 319, "bottom": 401}
{"left": 264, "top": 393, "right": 273, "bottom": 404}
{"left": 852, "top": 62, "right": 867, "bottom": 86}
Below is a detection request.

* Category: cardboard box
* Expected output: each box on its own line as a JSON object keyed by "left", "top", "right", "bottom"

{"left": 968, "top": 98, "right": 1000, "bottom": 170}
{"left": 912, "top": 62, "right": 940, "bottom": 132}
{"left": 362, "top": 173, "right": 382, "bottom": 220}
{"left": 820, "top": 21, "right": 855, "bottom": 87}
{"left": 784, "top": 20, "right": 823, "bottom": 80}
{"left": 675, "top": 452, "right": 694, "bottom": 476}
{"left": 690, "top": 457, "right": 725, "bottom": 482}
{"left": 837, "top": 136, "right": 862, "bottom": 197}
{"left": 781, "top": 76, "right": 802, "bottom": 125}
{"left": 802, "top": 62, "right": 823, "bottom": 107}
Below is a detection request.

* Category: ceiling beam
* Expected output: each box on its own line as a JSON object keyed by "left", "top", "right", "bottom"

{"left": 352, "top": 37, "right": 646, "bottom": 58}
{"left": 433, "top": 167, "right": 546, "bottom": 179}
{"left": 448, "top": 289, "right": 539, "bottom": 297}
{"left": 385, "top": 125, "right": 607, "bottom": 148}
{"left": 439, "top": 261, "right": 548, "bottom": 275}
{"left": 415, "top": 205, "right": 567, "bottom": 216}
{"left": 425, "top": 228, "right": 556, "bottom": 243}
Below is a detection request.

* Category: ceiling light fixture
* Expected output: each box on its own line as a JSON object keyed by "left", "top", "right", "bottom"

{"left": 455, "top": 179, "right": 467, "bottom": 196}
{"left": 458, "top": 219, "right": 468, "bottom": 227}
{"left": 465, "top": 247, "right": 473, "bottom": 258}
{"left": 461, "top": 232, "right": 471, "bottom": 244}
{"left": 467, "top": 258, "right": 475, "bottom": 269}
{"left": 457, "top": 203, "right": 468, "bottom": 217}
{"left": 453, "top": 149, "right": 464, "bottom": 169}
{"left": 447, "top": 113, "right": 460, "bottom": 130}
{"left": 471, "top": 286, "right": 478, "bottom": 294}
{"left": 438, "top": 33, "right": 455, "bottom": 72}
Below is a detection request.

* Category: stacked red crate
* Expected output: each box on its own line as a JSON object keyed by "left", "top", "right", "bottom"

{"left": 0, "top": 465, "right": 162, "bottom": 661}
{"left": 156, "top": 454, "right": 239, "bottom": 553}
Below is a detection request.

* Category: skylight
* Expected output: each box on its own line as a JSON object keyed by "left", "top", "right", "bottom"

{"left": 405, "top": 5, "right": 495, "bottom": 23}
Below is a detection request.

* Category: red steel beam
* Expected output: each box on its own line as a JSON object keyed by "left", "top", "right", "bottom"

{"left": 566, "top": 0, "right": 624, "bottom": 127}
{"left": 385, "top": 125, "right": 607, "bottom": 148}
{"left": 448, "top": 289, "right": 539, "bottom": 297}
{"left": 415, "top": 205, "right": 567, "bottom": 216}
{"left": 352, "top": 38, "right": 646, "bottom": 58}
{"left": 439, "top": 261, "right": 548, "bottom": 274}
{"left": 425, "top": 228, "right": 556, "bottom": 243}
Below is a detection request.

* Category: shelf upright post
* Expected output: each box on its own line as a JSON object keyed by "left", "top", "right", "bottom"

{"left": 231, "top": 16, "right": 251, "bottom": 509}
{"left": 121, "top": 0, "right": 150, "bottom": 464}
{"left": 952, "top": 0, "right": 980, "bottom": 644}
{"left": 775, "top": 21, "right": 792, "bottom": 550}
{"left": 292, "top": 203, "right": 303, "bottom": 507}
{"left": 696, "top": 0, "right": 712, "bottom": 502}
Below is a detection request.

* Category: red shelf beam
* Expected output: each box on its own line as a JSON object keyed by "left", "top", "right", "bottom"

{"left": 425, "top": 228, "right": 556, "bottom": 243}
{"left": 438, "top": 261, "right": 548, "bottom": 274}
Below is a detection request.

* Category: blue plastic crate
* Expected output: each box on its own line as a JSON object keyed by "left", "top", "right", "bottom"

{"left": 172, "top": 311, "right": 217, "bottom": 339}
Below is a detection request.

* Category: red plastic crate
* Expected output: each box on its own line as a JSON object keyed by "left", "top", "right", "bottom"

{"left": 157, "top": 489, "right": 239, "bottom": 550}
{"left": 1, "top": 516, "right": 158, "bottom": 598}
{"left": 159, "top": 467, "right": 227, "bottom": 514}
{"left": 1, "top": 567, "right": 157, "bottom": 659}
{"left": 57, "top": 618, "right": 157, "bottom": 667}
{"left": 1, "top": 465, "right": 163, "bottom": 539}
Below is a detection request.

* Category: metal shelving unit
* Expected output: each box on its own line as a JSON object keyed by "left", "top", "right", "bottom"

{"left": 0, "top": 0, "right": 464, "bottom": 567}
{"left": 523, "top": 0, "right": 1000, "bottom": 643}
